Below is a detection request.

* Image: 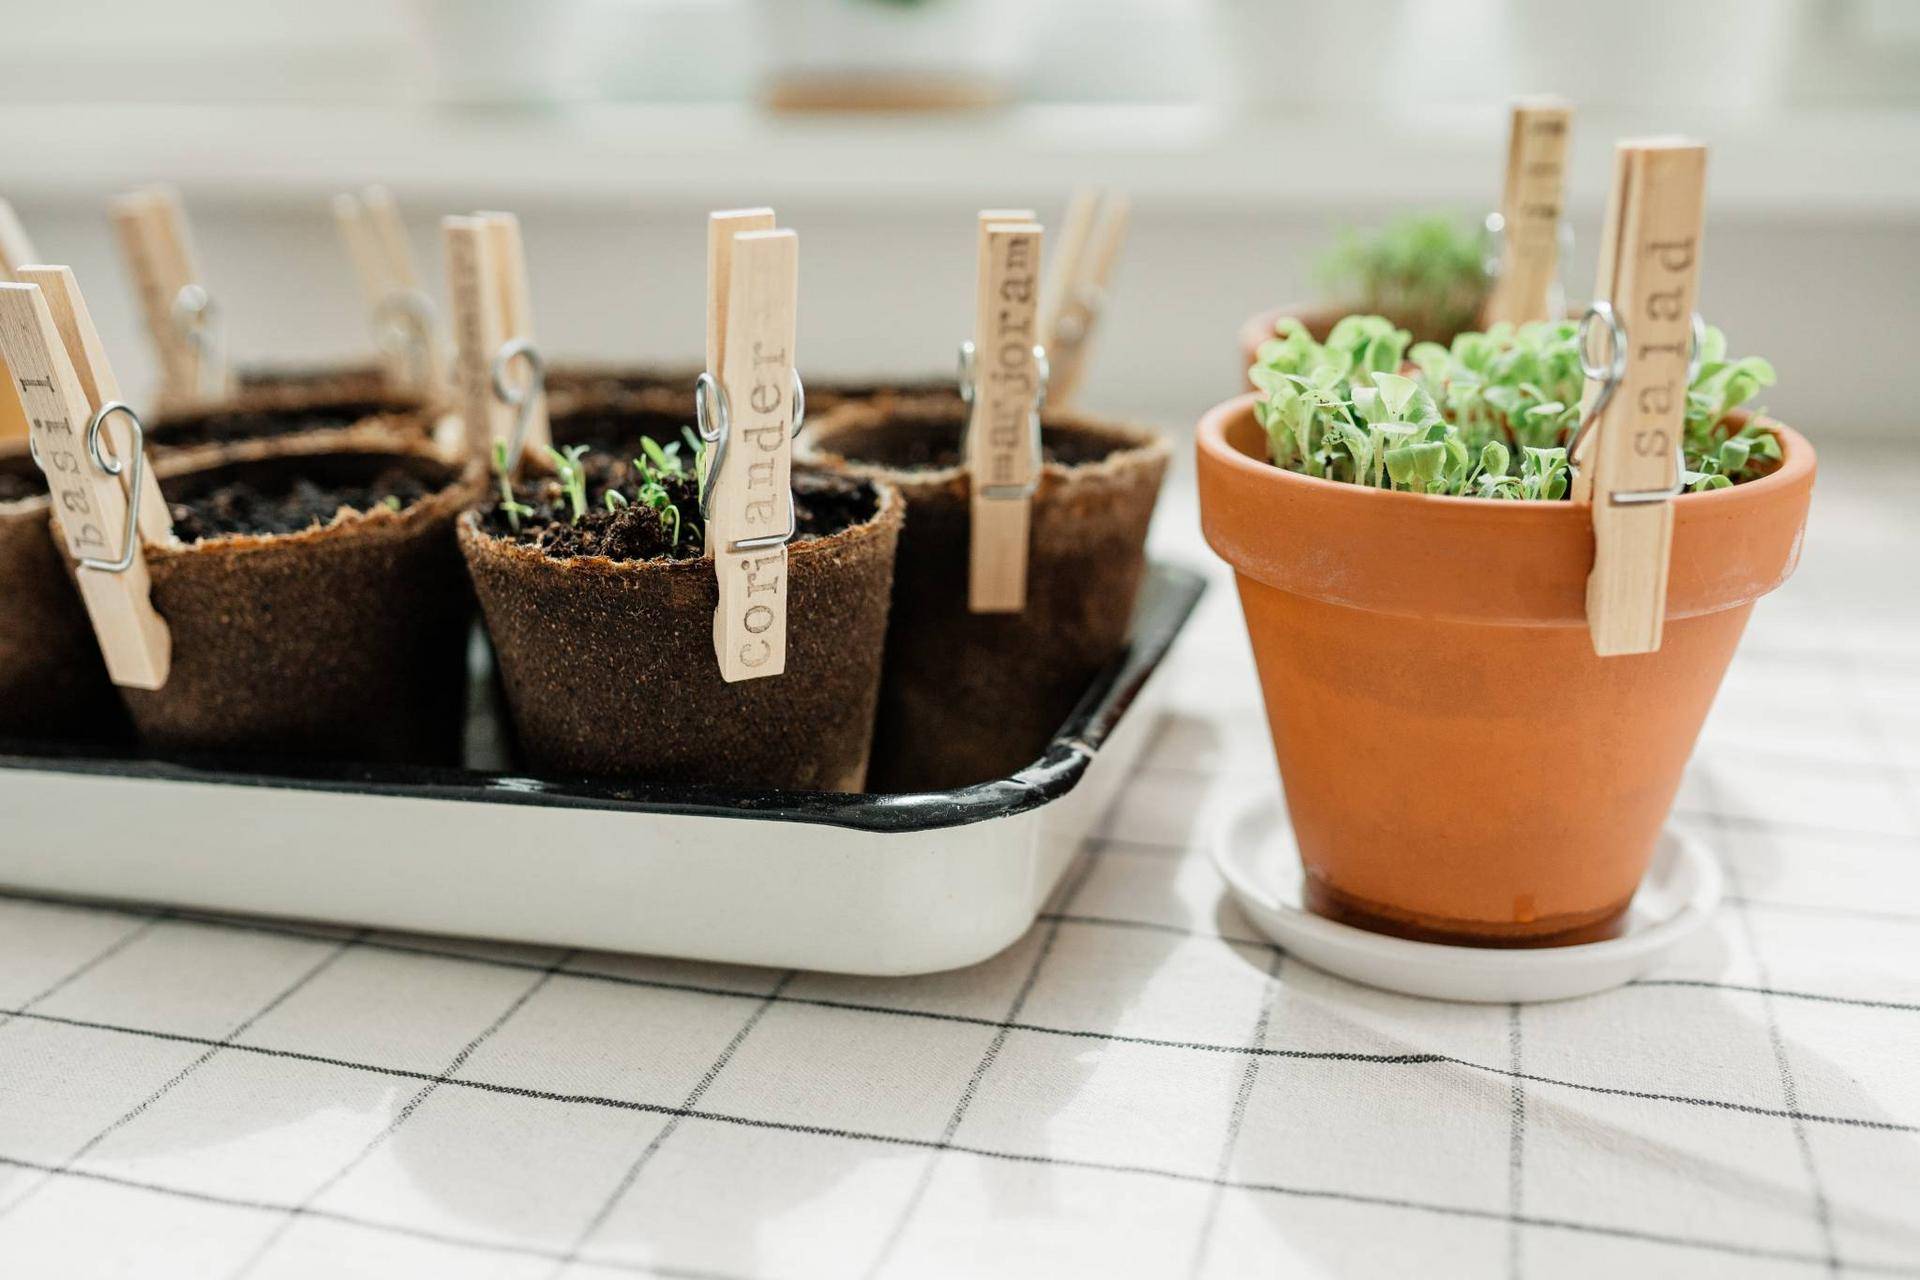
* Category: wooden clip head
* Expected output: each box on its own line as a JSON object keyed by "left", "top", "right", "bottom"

{"left": 1483, "top": 98, "right": 1574, "bottom": 328}
{"left": 0, "top": 197, "right": 38, "bottom": 443}
{"left": 443, "top": 211, "right": 548, "bottom": 470}
{"left": 0, "top": 273, "right": 171, "bottom": 688}
{"left": 1581, "top": 139, "right": 1708, "bottom": 657}
{"left": 704, "top": 209, "right": 798, "bottom": 683}
{"left": 965, "top": 211, "right": 1044, "bottom": 614}
{"left": 110, "top": 185, "right": 226, "bottom": 409}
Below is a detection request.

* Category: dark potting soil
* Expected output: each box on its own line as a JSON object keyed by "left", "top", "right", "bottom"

{"left": 549, "top": 403, "right": 698, "bottom": 460}
{"left": 0, "top": 464, "right": 41, "bottom": 504}
{"left": 167, "top": 467, "right": 432, "bottom": 541}
{"left": 480, "top": 460, "right": 878, "bottom": 564}
{"left": 830, "top": 419, "right": 1119, "bottom": 471}
{"left": 153, "top": 400, "right": 408, "bottom": 449}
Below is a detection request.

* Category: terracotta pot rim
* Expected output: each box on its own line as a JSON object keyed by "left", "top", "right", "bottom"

{"left": 1198, "top": 392, "right": 1815, "bottom": 625}
{"left": 148, "top": 444, "right": 480, "bottom": 563}
{"left": 455, "top": 478, "right": 905, "bottom": 580}
{"left": 1201, "top": 392, "right": 1812, "bottom": 518}
{"left": 805, "top": 404, "right": 1170, "bottom": 487}
{"left": 1238, "top": 300, "right": 1348, "bottom": 356}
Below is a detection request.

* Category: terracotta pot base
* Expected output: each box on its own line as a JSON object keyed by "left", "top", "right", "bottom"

{"left": 1304, "top": 874, "right": 1631, "bottom": 948}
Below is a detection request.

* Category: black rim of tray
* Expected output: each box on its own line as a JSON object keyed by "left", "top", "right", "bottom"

{"left": 0, "top": 564, "right": 1206, "bottom": 834}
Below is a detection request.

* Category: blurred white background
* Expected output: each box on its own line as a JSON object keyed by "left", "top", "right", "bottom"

{"left": 0, "top": 0, "right": 1916, "bottom": 430}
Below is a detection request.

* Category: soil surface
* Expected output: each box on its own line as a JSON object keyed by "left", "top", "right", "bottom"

{"left": 549, "top": 404, "right": 699, "bottom": 460}
{"left": 828, "top": 419, "right": 1118, "bottom": 471}
{"left": 153, "top": 400, "right": 407, "bottom": 449}
{"left": 167, "top": 466, "right": 432, "bottom": 540}
{"left": 480, "top": 458, "right": 877, "bottom": 564}
{"left": 0, "top": 466, "right": 40, "bottom": 504}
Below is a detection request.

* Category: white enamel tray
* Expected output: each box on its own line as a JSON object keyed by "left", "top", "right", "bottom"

{"left": 0, "top": 567, "right": 1203, "bottom": 977}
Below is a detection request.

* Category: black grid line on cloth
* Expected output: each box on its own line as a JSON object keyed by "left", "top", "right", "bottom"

{"left": 548, "top": 969, "right": 799, "bottom": 1278}
{"left": 0, "top": 907, "right": 167, "bottom": 1032}
{"left": 0, "top": 1151, "right": 752, "bottom": 1280}
{"left": 0, "top": 927, "right": 367, "bottom": 1222}
{"left": 3, "top": 1125, "right": 1915, "bottom": 1278}
{"left": 224, "top": 946, "right": 580, "bottom": 1279}
{"left": 7, "top": 885, "right": 1914, "bottom": 1020}
{"left": 1506, "top": 1003, "right": 1527, "bottom": 1280}
{"left": 1699, "top": 766, "right": 1841, "bottom": 1276}
{"left": 1186, "top": 946, "right": 1284, "bottom": 1278}
{"left": 859, "top": 844, "right": 1103, "bottom": 1279}
{"left": 14, "top": 997, "right": 1911, "bottom": 1141}
{"left": 0, "top": 909, "right": 1912, "bottom": 1136}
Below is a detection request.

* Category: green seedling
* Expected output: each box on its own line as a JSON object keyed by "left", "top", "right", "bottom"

{"left": 1248, "top": 314, "right": 1779, "bottom": 501}
{"left": 545, "top": 443, "right": 592, "bottom": 524}
{"left": 1316, "top": 212, "right": 1490, "bottom": 340}
{"left": 490, "top": 439, "right": 533, "bottom": 531}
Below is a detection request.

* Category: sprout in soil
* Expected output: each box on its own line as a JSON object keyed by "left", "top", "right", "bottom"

{"left": 1248, "top": 314, "right": 1780, "bottom": 500}
{"left": 545, "top": 444, "right": 592, "bottom": 524}
{"left": 380, "top": 495, "right": 402, "bottom": 512}
{"left": 1316, "top": 212, "right": 1490, "bottom": 342}
{"left": 489, "top": 439, "right": 535, "bottom": 532}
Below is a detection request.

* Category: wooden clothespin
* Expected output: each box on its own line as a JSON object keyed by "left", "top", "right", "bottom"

{"left": 443, "top": 211, "right": 549, "bottom": 470}
{"left": 0, "top": 268, "right": 172, "bottom": 687}
{"left": 0, "top": 197, "right": 40, "bottom": 443}
{"left": 1036, "top": 187, "right": 1126, "bottom": 410}
{"left": 964, "top": 209, "right": 1045, "bottom": 613}
{"left": 111, "top": 185, "right": 229, "bottom": 408}
{"left": 1576, "top": 139, "right": 1708, "bottom": 657}
{"left": 1482, "top": 98, "right": 1574, "bottom": 328}
{"left": 703, "top": 208, "right": 799, "bottom": 683}
{"left": 335, "top": 186, "right": 446, "bottom": 395}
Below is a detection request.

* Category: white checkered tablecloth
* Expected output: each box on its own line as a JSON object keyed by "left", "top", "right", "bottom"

{"left": 0, "top": 439, "right": 1916, "bottom": 1280}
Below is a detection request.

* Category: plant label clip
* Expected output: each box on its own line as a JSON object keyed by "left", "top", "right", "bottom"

{"left": 1037, "top": 188, "right": 1127, "bottom": 410}
{"left": 0, "top": 269, "right": 172, "bottom": 688}
{"left": 1574, "top": 139, "right": 1708, "bottom": 657}
{"left": 110, "top": 185, "right": 229, "bottom": 409}
{"left": 336, "top": 186, "right": 444, "bottom": 397}
{"left": 1482, "top": 97, "right": 1573, "bottom": 328}
{"left": 444, "top": 212, "right": 549, "bottom": 471}
{"left": 0, "top": 197, "right": 39, "bottom": 444}
{"left": 959, "top": 209, "right": 1045, "bottom": 613}
{"left": 700, "top": 208, "right": 801, "bottom": 683}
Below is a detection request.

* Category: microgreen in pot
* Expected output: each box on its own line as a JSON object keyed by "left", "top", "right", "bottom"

{"left": 1249, "top": 314, "right": 1780, "bottom": 500}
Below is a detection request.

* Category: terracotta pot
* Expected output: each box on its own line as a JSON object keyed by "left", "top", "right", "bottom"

{"left": 1197, "top": 394, "right": 1815, "bottom": 946}
{"left": 121, "top": 445, "right": 481, "bottom": 764}
{"left": 804, "top": 402, "right": 1168, "bottom": 792}
{"left": 458, "top": 474, "right": 903, "bottom": 791}
{"left": 0, "top": 444, "right": 126, "bottom": 742}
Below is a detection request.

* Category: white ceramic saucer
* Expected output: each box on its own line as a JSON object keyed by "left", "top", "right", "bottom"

{"left": 1210, "top": 793, "right": 1721, "bottom": 1004}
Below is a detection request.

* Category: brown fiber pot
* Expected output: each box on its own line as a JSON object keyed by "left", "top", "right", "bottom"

{"left": 0, "top": 445, "right": 126, "bottom": 742}
{"left": 1197, "top": 394, "right": 1815, "bottom": 946}
{"left": 121, "top": 445, "right": 481, "bottom": 764}
{"left": 148, "top": 396, "right": 440, "bottom": 472}
{"left": 805, "top": 403, "right": 1169, "bottom": 792}
{"left": 458, "top": 478, "right": 903, "bottom": 791}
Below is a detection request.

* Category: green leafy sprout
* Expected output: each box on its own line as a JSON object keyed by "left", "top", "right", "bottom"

{"left": 1316, "top": 213, "right": 1491, "bottom": 342}
{"left": 1249, "top": 314, "right": 1781, "bottom": 501}
{"left": 490, "top": 439, "right": 535, "bottom": 531}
